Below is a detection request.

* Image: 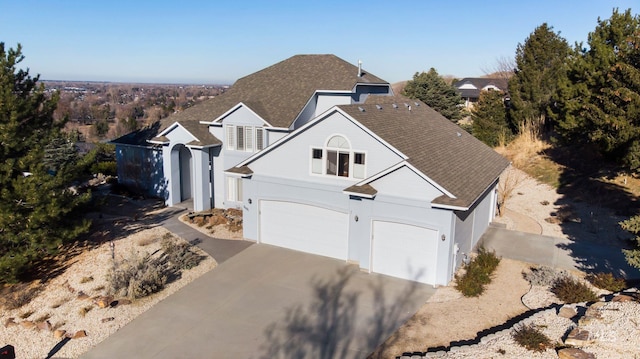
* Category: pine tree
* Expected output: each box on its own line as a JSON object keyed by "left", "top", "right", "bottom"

{"left": 0, "top": 43, "right": 90, "bottom": 282}
{"left": 508, "top": 23, "right": 570, "bottom": 131}
{"left": 471, "top": 90, "right": 511, "bottom": 147}
{"left": 402, "top": 68, "right": 463, "bottom": 121}
{"left": 620, "top": 215, "right": 640, "bottom": 269}
{"left": 557, "top": 9, "right": 640, "bottom": 170}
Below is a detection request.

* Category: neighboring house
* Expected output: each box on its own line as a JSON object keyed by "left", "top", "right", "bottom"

{"left": 454, "top": 78, "right": 508, "bottom": 109}
{"left": 113, "top": 55, "right": 510, "bottom": 286}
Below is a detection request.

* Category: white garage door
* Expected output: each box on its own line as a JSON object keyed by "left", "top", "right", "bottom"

{"left": 372, "top": 221, "right": 439, "bottom": 284}
{"left": 260, "top": 201, "right": 348, "bottom": 260}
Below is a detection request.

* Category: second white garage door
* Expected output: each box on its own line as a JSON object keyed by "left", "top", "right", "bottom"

{"left": 259, "top": 201, "right": 349, "bottom": 260}
{"left": 372, "top": 221, "right": 439, "bottom": 285}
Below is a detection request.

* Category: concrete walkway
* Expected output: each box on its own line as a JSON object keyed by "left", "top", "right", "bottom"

{"left": 159, "top": 207, "right": 253, "bottom": 264}
{"left": 480, "top": 226, "right": 639, "bottom": 279}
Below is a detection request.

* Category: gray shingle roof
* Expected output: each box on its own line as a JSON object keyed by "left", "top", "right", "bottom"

{"left": 113, "top": 54, "right": 387, "bottom": 146}
{"left": 339, "top": 95, "right": 510, "bottom": 209}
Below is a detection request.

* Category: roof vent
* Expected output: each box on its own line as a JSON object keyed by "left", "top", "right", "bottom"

{"left": 408, "top": 106, "right": 412, "bottom": 112}
{"left": 404, "top": 103, "right": 409, "bottom": 107}
{"left": 376, "top": 105, "right": 382, "bottom": 110}
{"left": 358, "top": 106, "right": 365, "bottom": 112}
{"left": 457, "top": 132, "right": 462, "bottom": 137}
{"left": 392, "top": 103, "right": 398, "bottom": 109}
{"left": 414, "top": 102, "right": 420, "bottom": 106}
{"left": 358, "top": 60, "right": 363, "bottom": 77}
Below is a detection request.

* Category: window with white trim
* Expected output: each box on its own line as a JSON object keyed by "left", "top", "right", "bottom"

{"left": 226, "top": 177, "right": 243, "bottom": 202}
{"left": 225, "top": 125, "right": 264, "bottom": 152}
{"left": 310, "top": 135, "right": 366, "bottom": 179}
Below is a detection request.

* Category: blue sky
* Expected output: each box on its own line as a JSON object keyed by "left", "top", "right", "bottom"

{"left": 0, "top": 1, "right": 636, "bottom": 84}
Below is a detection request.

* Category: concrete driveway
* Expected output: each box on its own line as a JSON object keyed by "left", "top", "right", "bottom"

{"left": 81, "top": 243, "right": 435, "bottom": 359}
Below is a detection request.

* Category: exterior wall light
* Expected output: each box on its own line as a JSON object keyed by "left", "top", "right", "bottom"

{"left": 441, "top": 234, "right": 446, "bottom": 241}
{"left": 354, "top": 215, "right": 359, "bottom": 222}
{"left": 248, "top": 199, "right": 252, "bottom": 204}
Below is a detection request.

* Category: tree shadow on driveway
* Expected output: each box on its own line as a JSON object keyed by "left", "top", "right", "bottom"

{"left": 258, "top": 266, "right": 428, "bottom": 359}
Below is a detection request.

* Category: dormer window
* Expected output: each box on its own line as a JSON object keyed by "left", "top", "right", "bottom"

{"left": 311, "top": 135, "right": 365, "bottom": 179}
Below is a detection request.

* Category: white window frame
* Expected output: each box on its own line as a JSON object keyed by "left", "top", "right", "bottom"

{"left": 225, "top": 125, "right": 264, "bottom": 153}
{"left": 309, "top": 135, "right": 366, "bottom": 179}
{"left": 226, "top": 176, "right": 243, "bottom": 202}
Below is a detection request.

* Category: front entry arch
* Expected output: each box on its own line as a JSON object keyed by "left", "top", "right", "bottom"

{"left": 171, "top": 144, "right": 193, "bottom": 202}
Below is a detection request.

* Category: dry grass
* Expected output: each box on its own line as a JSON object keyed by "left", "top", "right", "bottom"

{"left": 495, "top": 122, "right": 562, "bottom": 188}
{"left": 497, "top": 169, "right": 524, "bottom": 216}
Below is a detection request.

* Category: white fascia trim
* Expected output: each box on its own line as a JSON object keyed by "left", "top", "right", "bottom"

{"left": 157, "top": 122, "right": 198, "bottom": 142}
{"left": 223, "top": 171, "right": 251, "bottom": 178}
{"left": 148, "top": 139, "right": 169, "bottom": 145}
{"left": 354, "top": 161, "right": 456, "bottom": 200}
{"left": 201, "top": 102, "right": 273, "bottom": 127}
{"left": 342, "top": 190, "right": 376, "bottom": 199}
{"left": 186, "top": 143, "right": 222, "bottom": 150}
{"left": 431, "top": 203, "right": 469, "bottom": 211}
{"left": 265, "top": 127, "right": 289, "bottom": 132}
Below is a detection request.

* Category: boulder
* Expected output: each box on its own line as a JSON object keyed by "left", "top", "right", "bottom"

{"left": 77, "top": 291, "right": 90, "bottom": 300}
{"left": 558, "top": 348, "right": 596, "bottom": 359}
{"left": 565, "top": 328, "right": 596, "bottom": 347}
{"left": 612, "top": 294, "right": 634, "bottom": 302}
{"left": 558, "top": 306, "right": 577, "bottom": 319}
{"left": 53, "top": 329, "right": 66, "bottom": 339}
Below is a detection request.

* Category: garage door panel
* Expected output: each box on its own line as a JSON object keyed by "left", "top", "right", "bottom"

{"left": 260, "top": 201, "right": 348, "bottom": 260}
{"left": 372, "top": 221, "right": 438, "bottom": 285}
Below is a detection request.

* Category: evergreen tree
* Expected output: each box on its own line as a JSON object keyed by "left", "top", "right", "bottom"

{"left": 402, "top": 68, "right": 463, "bottom": 121}
{"left": 471, "top": 90, "right": 511, "bottom": 147}
{"left": 0, "top": 43, "right": 90, "bottom": 282}
{"left": 508, "top": 23, "right": 570, "bottom": 131}
{"left": 557, "top": 9, "right": 640, "bottom": 170}
{"left": 620, "top": 215, "right": 640, "bottom": 269}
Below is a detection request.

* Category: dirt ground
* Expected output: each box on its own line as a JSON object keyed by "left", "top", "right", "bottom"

{"left": 370, "top": 259, "right": 531, "bottom": 358}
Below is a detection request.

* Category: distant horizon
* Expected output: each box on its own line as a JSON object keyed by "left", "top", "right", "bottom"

{"left": 1, "top": 1, "right": 636, "bottom": 84}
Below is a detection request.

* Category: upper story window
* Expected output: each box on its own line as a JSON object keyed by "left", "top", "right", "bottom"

{"left": 311, "top": 135, "right": 366, "bottom": 179}
{"left": 226, "top": 125, "right": 264, "bottom": 152}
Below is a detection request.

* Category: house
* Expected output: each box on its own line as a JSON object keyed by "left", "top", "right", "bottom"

{"left": 454, "top": 78, "right": 508, "bottom": 109}
{"left": 113, "top": 55, "right": 509, "bottom": 286}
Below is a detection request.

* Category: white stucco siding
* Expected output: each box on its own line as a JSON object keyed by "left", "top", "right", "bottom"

{"left": 221, "top": 105, "right": 267, "bottom": 127}
{"left": 453, "top": 210, "right": 474, "bottom": 269}
{"left": 247, "top": 111, "right": 404, "bottom": 183}
{"left": 472, "top": 185, "right": 494, "bottom": 244}
{"left": 315, "top": 94, "right": 352, "bottom": 117}
{"left": 368, "top": 166, "right": 445, "bottom": 202}
{"left": 165, "top": 124, "right": 197, "bottom": 144}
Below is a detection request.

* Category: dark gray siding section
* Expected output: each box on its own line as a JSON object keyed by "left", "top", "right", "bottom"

{"left": 115, "top": 144, "right": 166, "bottom": 199}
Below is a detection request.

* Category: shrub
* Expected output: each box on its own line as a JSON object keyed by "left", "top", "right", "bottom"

{"left": 90, "top": 161, "right": 117, "bottom": 176}
{"left": 161, "top": 237, "right": 204, "bottom": 271}
{"left": 551, "top": 276, "right": 598, "bottom": 303}
{"left": 2, "top": 284, "right": 41, "bottom": 310}
{"left": 455, "top": 247, "right": 501, "bottom": 297}
{"left": 523, "top": 266, "right": 568, "bottom": 286}
{"left": 106, "top": 254, "right": 168, "bottom": 299}
{"left": 512, "top": 323, "right": 552, "bottom": 352}
{"left": 585, "top": 272, "right": 627, "bottom": 292}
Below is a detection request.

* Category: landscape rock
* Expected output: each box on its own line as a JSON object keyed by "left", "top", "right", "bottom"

{"left": 101, "top": 317, "right": 115, "bottom": 323}
{"left": 20, "top": 321, "right": 35, "bottom": 330}
{"left": 36, "top": 320, "right": 51, "bottom": 331}
{"left": 53, "top": 329, "right": 66, "bottom": 339}
{"left": 557, "top": 348, "right": 596, "bottom": 359}
{"left": 612, "top": 294, "right": 634, "bottom": 302}
{"left": 115, "top": 298, "right": 131, "bottom": 306}
{"left": 71, "top": 330, "right": 87, "bottom": 339}
{"left": 77, "top": 291, "right": 90, "bottom": 300}
{"left": 565, "top": 328, "right": 596, "bottom": 347}
{"left": 94, "top": 296, "right": 114, "bottom": 308}
{"left": 4, "top": 317, "right": 17, "bottom": 328}
{"left": 558, "top": 306, "right": 577, "bottom": 319}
